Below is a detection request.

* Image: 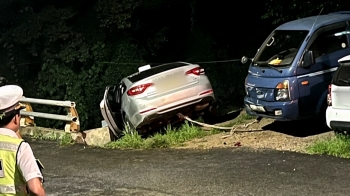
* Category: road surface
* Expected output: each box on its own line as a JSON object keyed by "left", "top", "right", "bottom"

{"left": 29, "top": 139, "right": 350, "bottom": 196}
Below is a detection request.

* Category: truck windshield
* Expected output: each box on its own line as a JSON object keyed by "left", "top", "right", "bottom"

{"left": 254, "top": 30, "right": 309, "bottom": 67}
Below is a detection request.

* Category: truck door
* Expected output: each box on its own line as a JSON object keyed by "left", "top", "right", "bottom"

{"left": 297, "top": 22, "right": 350, "bottom": 118}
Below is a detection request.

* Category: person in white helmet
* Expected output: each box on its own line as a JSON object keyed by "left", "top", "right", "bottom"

{"left": 0, "top": 85, "right": 46, "bottom": 196}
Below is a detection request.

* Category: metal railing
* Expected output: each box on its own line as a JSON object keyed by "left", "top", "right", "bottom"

{"left": 19, "top": 97, "right": 80, "bottom": 133}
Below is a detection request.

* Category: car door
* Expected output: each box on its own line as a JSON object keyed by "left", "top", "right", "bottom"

{"left": 117, "top": 81, "right": 127, "bottom": 120}
{"left": 297, "top": 22, "right": 350, "bottom": 117}
{"left": 100, "top": 85, "right": 123, "bottom": 137}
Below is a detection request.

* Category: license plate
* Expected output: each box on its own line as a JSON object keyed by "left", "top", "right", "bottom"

{"left": 156, "top": 72, "right": 186, "bottom": 91}
{"left": 250, "top": 104, "right": 265, "bottom": 112}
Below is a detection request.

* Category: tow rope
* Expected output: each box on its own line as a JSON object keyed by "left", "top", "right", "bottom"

{"left": 176, "top": 113, "right": 261, "bottom": 139}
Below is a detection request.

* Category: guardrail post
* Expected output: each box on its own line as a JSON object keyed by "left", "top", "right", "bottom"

{"left": 65, "top": 103, "right": 80, "bottom": 133}
{"left": 20, "top": 102, "right": 35, "bottom": 126}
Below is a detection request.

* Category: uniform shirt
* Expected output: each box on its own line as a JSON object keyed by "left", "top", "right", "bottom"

{"left": 0, "top": 128, "right": 43, "bottom": 182}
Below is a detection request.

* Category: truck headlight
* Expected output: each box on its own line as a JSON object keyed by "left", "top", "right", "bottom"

{"left": 275, "top": 80, "right": 290, "bottom": 101}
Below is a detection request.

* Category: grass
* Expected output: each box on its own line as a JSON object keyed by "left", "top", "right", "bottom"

{"left": 103, "top": 110, "right": 257, "bottom": 150}
{"left": 306, "top": 133, "right": 350, "bottom": 159}
{"left": 225, "top": 111, "right": 257, "bottom": 127}
{"left": 104, "top": 121, "right": 218, "bottom": 149}
{"left": 59, "top": 133, "right": 75, "bottom": 146}
{"left": 32, "top": 129, "right": 58, "bottom": 140}
{"left": 30, "top": 128, "right": 74, "bottom": 146}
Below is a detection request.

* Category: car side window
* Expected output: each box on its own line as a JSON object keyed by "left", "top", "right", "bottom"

{"left": 120, "top": 83, "right": 126, "bottom": 96}
{"left": 309, "top": 27, "right": 349, "bottom": 59}
{"left": 333, "top": 63, "right": 350, "bottom": 86}
{"left": 107, "top": 86, "right": 117, "bottom": 102}
{"left": 116, "top": 82, "right": 126, "bottom": 104}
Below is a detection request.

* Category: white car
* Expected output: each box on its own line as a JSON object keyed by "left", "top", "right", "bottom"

{"left": 100, "top": 62, "right": 217, "bottom": 138}
{"left": 326, "top": 55, "right": 350, "bottom": 133}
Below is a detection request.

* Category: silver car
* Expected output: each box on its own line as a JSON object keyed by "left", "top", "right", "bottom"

{"left": 100, "top": 62, "right": 217, "bottom": 137}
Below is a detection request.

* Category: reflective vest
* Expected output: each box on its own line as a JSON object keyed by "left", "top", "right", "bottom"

{"left": 0, "top": 135, "right": 28, "bottom": 196}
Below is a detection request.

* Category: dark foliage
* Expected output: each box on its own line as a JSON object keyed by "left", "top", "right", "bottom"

{"left": 0, "top": 0, "right": 347, "bottom": 130}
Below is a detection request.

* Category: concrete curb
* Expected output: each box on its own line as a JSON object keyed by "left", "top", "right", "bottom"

{"left": 19, "top": 126, "right": 112, "bottom": 147}
{"left": 20, "top": 126, "right": 66, "bottom": 138}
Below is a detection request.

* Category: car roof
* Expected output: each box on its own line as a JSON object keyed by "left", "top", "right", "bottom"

{"left": 127, "top": 62, "right": 193, "bottom": 83}
{"left": 276, "top": 12, "right": 350, "bottom": 31}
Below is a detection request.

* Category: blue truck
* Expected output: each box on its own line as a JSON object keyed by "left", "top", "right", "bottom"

{"left": 242, "top": 11, "right": 350, "bottom": 121}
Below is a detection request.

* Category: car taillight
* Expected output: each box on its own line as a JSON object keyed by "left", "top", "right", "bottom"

{"left": 185, "top": 67, "right": 205, "bottom": 75}
{"left": 327, "top": 84, "right": 332, "bottom": 106}
{"left": 199, "top": 89, "right": 213, "bottom": 95}
{"left": 127, "top": 83, "right": 153, "bottom": 96}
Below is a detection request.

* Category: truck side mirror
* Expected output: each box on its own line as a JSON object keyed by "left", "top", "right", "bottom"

{"left": 301, "top": 50, "right": 315, "bottom": 68}
{"left": 241, "top": 56, "right": 248, "bottom": 64}
{"left": 241, "top": 56, "right": 253, "bottom": 64}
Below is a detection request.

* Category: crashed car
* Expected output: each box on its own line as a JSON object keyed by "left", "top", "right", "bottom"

{"left": 99, "top": 62, "right": 217, "bottom": 138}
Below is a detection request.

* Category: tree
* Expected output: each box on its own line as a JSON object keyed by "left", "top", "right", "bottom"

{"left": 0, "top": 0, "right": 281, "bottom": 131}
{"left": 0, "top": 0, "right": 146, "bottom": 129}
{"left": 262, "top": 0, "right": 350, "bottom": 25}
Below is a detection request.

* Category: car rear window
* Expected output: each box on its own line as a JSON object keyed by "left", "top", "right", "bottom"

{"left": 128, "top": 62, "right": 189, "bottom": 83}
{"left": 332, "top": 61, "right": 350, "bottom": 86}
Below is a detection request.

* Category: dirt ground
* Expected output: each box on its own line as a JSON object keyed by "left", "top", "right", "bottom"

{"left": 177, "top": 110, "right": 335, "bottom": 153}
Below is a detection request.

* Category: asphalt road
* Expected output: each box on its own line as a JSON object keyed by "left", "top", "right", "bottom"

{"left": 29, "top": 139, "right": 350, "bottom": 196}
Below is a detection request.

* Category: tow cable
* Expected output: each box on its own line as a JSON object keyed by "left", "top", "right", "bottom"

{"left": 176, "top": 113, "right": 262, "bottom": 139}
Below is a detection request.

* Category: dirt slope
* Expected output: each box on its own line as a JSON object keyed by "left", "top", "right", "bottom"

{"left": 177, "top": 111, "right": 334, "bottom": 153}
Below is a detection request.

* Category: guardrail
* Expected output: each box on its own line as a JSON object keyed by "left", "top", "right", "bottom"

{"left": 19, "top": 97, "right": 80, "bottom": 133}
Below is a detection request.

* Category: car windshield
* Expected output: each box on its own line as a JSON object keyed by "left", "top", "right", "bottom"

{"left": 253, "top": 30, "right": 309, "bottom": 67}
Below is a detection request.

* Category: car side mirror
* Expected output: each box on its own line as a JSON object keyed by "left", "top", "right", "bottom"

{"left": 301, "top": 50, "right": 315, "bottom": 68}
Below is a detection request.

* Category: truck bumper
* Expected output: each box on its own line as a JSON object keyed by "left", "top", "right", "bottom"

{"left": 244, "top": 96, "right": 300, "bottom": 121}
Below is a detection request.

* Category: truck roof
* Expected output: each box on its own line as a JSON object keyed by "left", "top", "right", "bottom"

{"left": 276, "top": 11, "right": 350, "bottom": 31}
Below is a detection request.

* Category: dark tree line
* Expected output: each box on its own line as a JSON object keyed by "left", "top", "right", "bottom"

{"left": 0, "top": 0, "right": 348, "bottom": 130}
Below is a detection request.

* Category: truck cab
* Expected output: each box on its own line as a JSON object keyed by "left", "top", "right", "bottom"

{"left": 243, "top": 11, "right": 350, "bottom": 121}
